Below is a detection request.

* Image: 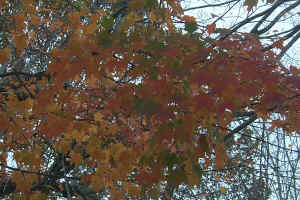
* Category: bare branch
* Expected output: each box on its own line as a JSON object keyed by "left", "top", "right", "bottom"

{"left": 253, "top": 1, "right": 300, "bottom": 35}
{"left": 183, "top": 0, "right": 240, "bottom": 12}
{"left": 279, "top": 30, "right": 300, "bottom": 59}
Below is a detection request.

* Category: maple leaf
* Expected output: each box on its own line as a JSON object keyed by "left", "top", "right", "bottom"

{"left": 244, "top": 0, "right": 258, "bottom": 12}
{"left": 185, "top": 21, "right": 198, "bottom": 33}
{"left": 182, "top": 15, "right": 196, "bottom": 22}
{"left": 0, "top": 47, "right": 10, "bottom": 63}
{"left": 1, "top": 0, "right": 300, "bottom": 199}
{"left": 215, "top": 143, "right": 227, "bottom": 170}
{"left": 220, "top": 186, "right": 227, "bottom": 194}
{"left": 207, "top": 23, "right": 216, "bottom": 35}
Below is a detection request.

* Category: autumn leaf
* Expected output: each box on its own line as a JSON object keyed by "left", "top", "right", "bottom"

{"left": 1, "top": 1, "right": 300, "bottom": 199}
{"left": 30, "top": 191, "right": 48, "bottom": 200}
{"left": 267, "top": 0, "right": 275, "bottom": 3}
{"left": 185, "top": 21, "right": 198, "bottom": 33}
{"left": 244, "top": 0, "right": 258, "bottom": 12}
{"left": 0, "top": 47, "right": 10, "bottom": 63}
{"left": 215, "top": 143, "right": 227, "bottom": 170}
{"left": 207, "top": 23, "right": 216, "bottom": 35}
{"left": 86, "top": 23, "right": 99, "bottom": 34}
{"left": 50, "top": 21, "right": 63, "bottom": 31}
{"left": 182, "top": 15, "right": 196, "bottom": 22}
{"left": 220, "top": 186, "right": 227, "bottom": 194}
{"left": 14, "top": 14, "right": 27, "bottom": 31}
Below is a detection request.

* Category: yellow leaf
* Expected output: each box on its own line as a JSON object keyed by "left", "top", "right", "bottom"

{"left": 30, "top": 15, "right": 40, "bottom": 25}
{"left": 120, "top": 13, "right": 140, "bottom": 31}
{"left": 105, "top": 123, "right": 119, "bottom": 135}
{"left": 30, "top": 191, "right": 48, "bottom": 200}
{"left": 29, "top": 31, "right": 36, "bottom": 40}
{"left": 165, "top": 8, "right": 174, "bottom": 32}
{"left": 13, "top": 32, "right": 27, "bottom": 52}
{"left": 55, "top": 140, "right": 71, "bottom": 154}
{"left": 88, "top": 124, "right": 98, "bottom": 134}
{"left": 80, "top": 8, "right": 90, "bottom": 16}
{"left": 94, "top": 112, "right": 103, "bottom": 122}
{"left": 14, "top": 148, "right": 42, "bottom": 169}
{"left": 111, "top": 186, "right": 125, "bottom": 200}
{"left": 14, "top": 14, "right": 27, "bottom": 31}
{"left": 111, "top": 143, "right": 125, "bottom": 158}
{"left": 47, "top": 103, "right": 59, "bottom": 113}
{"left": 68, "top": 12, "right": 81, "bottom": 28}
{"left": 220, "top": 186, "right": 226, "bottom": 194}
{"left": 87, "top": 23, "right": 98, "bottom": 34}
{"left": 69, "top": 129, "right": 88, "bottom": 142}
{"left": 149, "top": 11, "right": 157, "bottom": 22}
{"left": 123, "top": 182, "right": 140, "bottom": 198}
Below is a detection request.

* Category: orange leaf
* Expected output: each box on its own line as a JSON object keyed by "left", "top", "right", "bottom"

{"left": 70, "top": 152, "right": 82, "bottom": 165}
{"left": 215, "top": 143, "right": 227, "bottom": 169}
{"left": 86, "top": 23, "right": 98, "bottom": 34}
{"left": 182, "top": 15, "right": 196, "bottom": 22}
{"left": 207, "top": 23, "right": 216, "bottom": 35}
{"left": 50, "top": 21, "right": 63, "bottom": 31}
{"left": 0, "top": 47, "right": 10, "bottom": 63}
{"left": 220, "top": 186, "right": 227, "bottom": 194}
{"left": 14, "top": 14, "right": 27, "bottom": 31}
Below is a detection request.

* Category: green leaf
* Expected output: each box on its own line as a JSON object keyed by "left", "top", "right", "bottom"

{"left": 167, "top": 168, "right": 186, "bottom": 187}
{"left": 74, "top": 0, "right": 84, "bottom": 9}
{"left": 192, "top": 164, "right": 203, "bottom": 180}
{"left": 184, "top": 22, "right": 198, "bottom": 33}
{"left": 183, "top": 79, "right": 191, "bottom": 95}
{"left": 159, "top": 151, "right": 184, "bottom": 170}
{"left": 97, "top": 31, "right": 113, "bottom": 48}
{"left": 146, "top": 39, "right": 165, "bottom": 51}
{"left": 140, "top": 153, "right": 154, "bottom": 166}
{"left": 149, "top": 67, "right": 159, "bottom": 80}
{"left": 149, "top": 139, "right": 156, "bottom": 150}
{"left": 165, "top": 153, "right": 178, "bottom": 169}
{"left": 101, "top": 16, "right": 114, "bottom": 30}
{"left": 146, "top": 0, "right": 157, "bottom": 8}
{"left": 133, "top": 98, "right": 159, "bottom": 115}
{"left": 167, "top": 119, "right": 182, "bottom": 128}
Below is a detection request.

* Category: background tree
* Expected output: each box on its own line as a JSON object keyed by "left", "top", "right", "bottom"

{"left": 0, "top": 0, "right": 300, "bottom": 199}
{"left": 181, "top": 1, "right": 300, "bottom": 199}
{"left": 183, "top": 0, "right": 300, "bottom": 64}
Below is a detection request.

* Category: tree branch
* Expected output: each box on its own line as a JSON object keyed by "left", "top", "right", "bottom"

{"left": 279, "top": 30, "right": 300, "bottom": 59}
{"left": 183, "top": 0, "right": 239, "bottom": 12}
{"left": 253, "top": 1, "right": 300, "bottom": 35}
{"left": 224, "top": 112, "right": 257, "bottom": 144}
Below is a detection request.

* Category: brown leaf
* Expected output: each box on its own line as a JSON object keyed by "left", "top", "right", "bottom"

{"left": 215, "top": 143, "right": 227, "bottom": 170}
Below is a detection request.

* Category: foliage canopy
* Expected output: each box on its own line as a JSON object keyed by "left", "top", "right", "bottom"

{"left": 0, "top": 0, "right": 299, "bottom": 199}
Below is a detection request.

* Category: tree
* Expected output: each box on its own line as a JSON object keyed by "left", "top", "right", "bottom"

{"left": 0, "top": 0, "right": 299, "bottom": 199}
{"left": 183, "top": 0, "right": 300, "bottom": 63}
{"left": 182, "top": 1, "right": 300, "bottom": 199}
